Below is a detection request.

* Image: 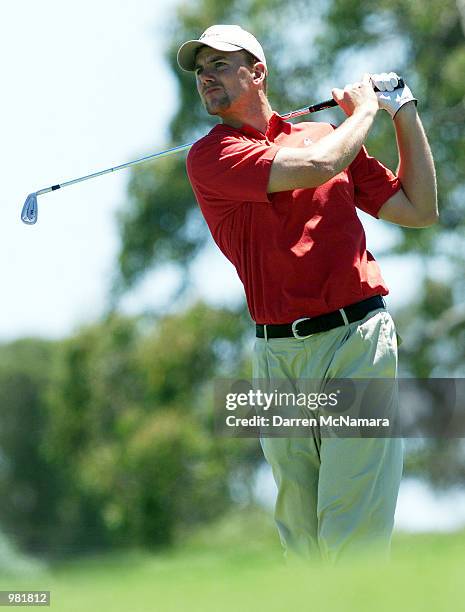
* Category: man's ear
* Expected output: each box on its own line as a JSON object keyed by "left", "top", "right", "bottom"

{"left": 253, "top": 62, "right": 266, "bottom": 83}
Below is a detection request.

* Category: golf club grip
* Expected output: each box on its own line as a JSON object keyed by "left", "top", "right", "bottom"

{"left": 310, "top": 77, "right": 405, "bottom": 113}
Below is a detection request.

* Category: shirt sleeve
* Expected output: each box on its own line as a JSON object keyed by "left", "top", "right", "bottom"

{"left": 349, "top": 145, "right": 402, "bottom": 218}
{"left": 186, "top": 134, "right": 280, "bottom": 203}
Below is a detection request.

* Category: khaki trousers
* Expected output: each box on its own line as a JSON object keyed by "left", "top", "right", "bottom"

{"left": 253, "top": 308, "right": 404, "bottom": 562}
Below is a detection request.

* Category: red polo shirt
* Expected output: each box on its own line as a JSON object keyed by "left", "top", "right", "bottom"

{"left": 186, "top": 112, "right": 401, "bottom": 324}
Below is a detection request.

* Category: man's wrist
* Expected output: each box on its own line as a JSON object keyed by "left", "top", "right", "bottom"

{"left": 393, "top": 100, "right": 418, "bottom": 122}
{"left": 352, "top": 103, "right": 378, "bottom": 120}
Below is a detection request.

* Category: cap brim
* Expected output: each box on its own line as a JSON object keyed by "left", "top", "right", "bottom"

{"left": 177, "top": 39, "right": 243, "bottom": 72}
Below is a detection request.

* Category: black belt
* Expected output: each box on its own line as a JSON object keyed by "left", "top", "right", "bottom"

{"left": 256, "top": 295, "right": 385, "bottom": 339}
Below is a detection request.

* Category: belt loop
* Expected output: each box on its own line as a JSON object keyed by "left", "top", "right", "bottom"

{"left": 339, "top": 308, "right": 349, "bottom": 326}
{"left": 264, "top": 324, "right": 268, "bottom": 342}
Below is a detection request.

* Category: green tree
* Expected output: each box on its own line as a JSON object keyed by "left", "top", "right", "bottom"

{"left": 41, "top": 304, "right": 257, "bottom": 554}
{"left": 0, "top": 339, "right": 63, "bottom": 554}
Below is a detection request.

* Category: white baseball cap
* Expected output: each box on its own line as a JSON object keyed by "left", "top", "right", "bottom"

{"left": 177, "top": 25, "right": 267, "bottom": 72}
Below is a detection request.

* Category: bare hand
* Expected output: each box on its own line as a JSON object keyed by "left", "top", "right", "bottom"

{"left": 331, "top": 74, "right": 378, "bottom": 117}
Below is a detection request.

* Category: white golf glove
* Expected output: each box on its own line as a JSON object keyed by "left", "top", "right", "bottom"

{"left": 370, "top": 72, "right": 417, "bottom": 118}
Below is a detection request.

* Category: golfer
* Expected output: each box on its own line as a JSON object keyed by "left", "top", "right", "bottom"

{"left": 177, "top": 25, "right": 437, "bottom": 562}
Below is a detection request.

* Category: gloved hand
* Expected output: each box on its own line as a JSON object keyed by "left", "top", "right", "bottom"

{"left": 370, "top": 72, "right": 417, "bottom": 118}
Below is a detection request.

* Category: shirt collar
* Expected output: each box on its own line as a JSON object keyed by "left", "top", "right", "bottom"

{"left": 222, "top": 112, "right": 291, "bottom": 141}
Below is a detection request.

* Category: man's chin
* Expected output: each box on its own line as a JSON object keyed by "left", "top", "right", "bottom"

{"left": 203, "top": 98, "right": 231, "bottom": 116}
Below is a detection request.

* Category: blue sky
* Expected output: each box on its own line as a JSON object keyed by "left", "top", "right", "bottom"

{"left": 1, "top": 0, "right": 178, "bottom": 339}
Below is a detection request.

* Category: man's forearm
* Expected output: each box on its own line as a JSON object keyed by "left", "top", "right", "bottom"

{"left": 394, "top": 102, "right": 438, "bottom": 224}
{"left": 267, "top": 105, "right": 377, "bottom": 193}
{"left": 314, "top": 105, "right": 378, "bottom": 178}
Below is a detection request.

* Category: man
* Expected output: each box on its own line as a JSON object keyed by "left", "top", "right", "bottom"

{"left": 177, "top": 25, "right": 437, "bottom": 562}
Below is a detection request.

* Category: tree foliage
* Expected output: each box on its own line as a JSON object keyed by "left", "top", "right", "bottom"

{"left": 0, "top": 340, "right": 61, "bottom": 554}
{"left": 0, "top": 304, "right": 260, "bottom": 557}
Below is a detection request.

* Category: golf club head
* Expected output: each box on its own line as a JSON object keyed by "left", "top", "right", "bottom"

{"left": 21, "top": 193, "right": 38, "bottom": 225}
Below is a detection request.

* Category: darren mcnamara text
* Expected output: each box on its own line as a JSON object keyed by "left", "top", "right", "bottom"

{"left": 225, "top": 415, "right": 390, "bottom": 428}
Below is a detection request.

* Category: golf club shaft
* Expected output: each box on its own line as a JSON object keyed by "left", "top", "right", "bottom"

{"left": 22, "top": 77, "right": 406, "bottom": 225}
{"left": 35, "top": 79, "right": 404, "bottom": 196}
{"left": 35, "top": 142, "right": 194, "bottom": 196}
{"left": 281, "top": 78, "right": 404, "bottom": 120}
{"left": 36, "top": 107, "right": 326, "bottom": 196}
{"left": 36, "top": 107, "right": 324, "bottom": 196}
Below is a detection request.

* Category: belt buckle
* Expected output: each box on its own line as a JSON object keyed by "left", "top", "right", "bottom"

{"left": 291, "top": 317, "right": 312, "bottom": 339}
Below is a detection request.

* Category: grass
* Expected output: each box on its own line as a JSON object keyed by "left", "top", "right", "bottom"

{"left": 0, "top": 508, "right": 464, "bottom": 612}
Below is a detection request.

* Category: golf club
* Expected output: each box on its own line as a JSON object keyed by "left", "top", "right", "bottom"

{"left": 21, "top": 78, "right": 404, "bottom": 225}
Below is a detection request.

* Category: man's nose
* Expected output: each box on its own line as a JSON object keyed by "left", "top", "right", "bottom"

{"left": 198, "top": 69, "right": 216, "bottom": 86}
